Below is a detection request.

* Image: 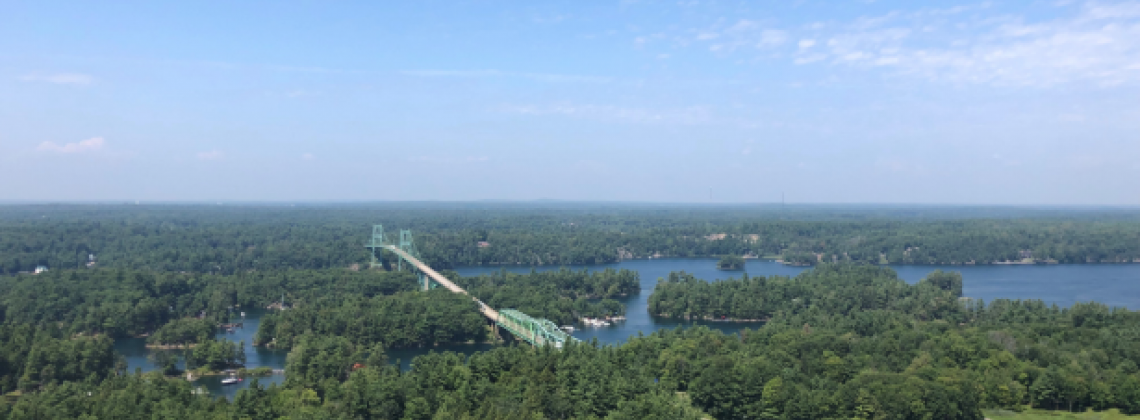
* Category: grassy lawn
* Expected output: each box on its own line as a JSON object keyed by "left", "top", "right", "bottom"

{"left": 985, "top": 409, "right": 1140, "bottom": 420}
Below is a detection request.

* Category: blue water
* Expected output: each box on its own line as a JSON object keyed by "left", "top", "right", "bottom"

{"left": 114, "top": 308, "right": 287, "bottom": 399}
{"left": 455, "top": 259, "right": 1140, "bottom": 344}
{"left": 117, "top": 259, "right": 1140, "bottom": 396}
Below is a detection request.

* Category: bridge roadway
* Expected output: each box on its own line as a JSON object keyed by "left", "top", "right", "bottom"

{"left": 383, "top": 245, "right": 574, "bottom": 347}
{"left": 383, "top": 245, "right": 573, "bottom": 347}
{"left": 383, "top": 245, "right": 500, "bottom": 320}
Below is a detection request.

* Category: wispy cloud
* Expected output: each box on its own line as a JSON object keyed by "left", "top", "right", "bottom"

{"left": 302, "top": 153, "right": 315, "bottom": 160}
{"left": 20, "top": 73, "right": 93, "bottom": 85}
{"left": 38, "top": 137, "right": 105, "bottom": 153}
{"left": 675, "top": 1, "right": 1140, "bottom": 87}
{"left": 402, "top": 69, "right": 612, "bottom": 83}
{"left": 797, "top": 2, "right": 1140, "bottom": 87}
{"left": 694, "top": 19, "right": 787, "bottom": 52}
{"left": 197, "top": 150, "right": 224, "bottom": 160}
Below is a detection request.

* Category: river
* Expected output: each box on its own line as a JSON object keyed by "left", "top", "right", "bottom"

{"left": 117, "top": 259, "right": 1140, "bottom": 397}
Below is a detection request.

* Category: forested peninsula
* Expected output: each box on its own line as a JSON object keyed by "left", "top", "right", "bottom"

{"left": 645, "top": 265, "right": 1140, "bottom": 417}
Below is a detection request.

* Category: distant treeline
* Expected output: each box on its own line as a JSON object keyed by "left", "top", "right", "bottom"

{"left": 3, "top": 204, "right": 1140, "bottom": 274}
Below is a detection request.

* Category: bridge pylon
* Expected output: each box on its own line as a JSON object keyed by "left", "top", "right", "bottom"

{"left": 398, "top": 229, "right": 433, "bottom": 290}
{"left": 364, "top": 225, "right": 387, "bottom": 269}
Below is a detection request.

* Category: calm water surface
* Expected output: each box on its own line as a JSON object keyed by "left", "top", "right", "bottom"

{"left": 115, "top": 308, "right": 287, "bottom": 399}
{"left": 118, "top": 259, "right": 1140, "bottom": 396}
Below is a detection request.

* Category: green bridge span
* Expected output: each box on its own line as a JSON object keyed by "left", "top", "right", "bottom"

{"left": 366, "top": 225, "right": 575, "bottom": 348}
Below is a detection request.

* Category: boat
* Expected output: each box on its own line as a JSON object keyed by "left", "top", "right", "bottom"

{"left": 581, "top": 318, "right": 611, "bottom": 327}
{"left": 221, "top": 377, "right": 241, "bottom": 385}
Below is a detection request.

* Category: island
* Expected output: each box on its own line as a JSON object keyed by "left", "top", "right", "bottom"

{"left": 716, "top": 254, "right": 746, "bottom": 270}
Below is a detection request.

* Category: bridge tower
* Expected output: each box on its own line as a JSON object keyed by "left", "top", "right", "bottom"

{"left": 398, "top": 229, "right": 432, "bottom": 290}
{"left": 365, "top": 225, "right": 386, "bottom": 269}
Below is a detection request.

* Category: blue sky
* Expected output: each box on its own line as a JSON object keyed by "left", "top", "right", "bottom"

{"left": 2, "top": 0, "right": 1139, "bottom": 204}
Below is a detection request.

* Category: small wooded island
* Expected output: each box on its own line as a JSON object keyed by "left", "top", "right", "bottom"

{"left": 716, "top": 254, "right": 745, "bottom": 270}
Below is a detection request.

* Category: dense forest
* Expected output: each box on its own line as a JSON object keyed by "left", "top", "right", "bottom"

{"left": 648, "top": 267, "right": 965, "bottom": 320}
{"left": 147, "top": 318, "right": 216, "bottom": 346}
{"left": 456, "top": 268, "right": 639, "bottom": 325}
{"left": 3, "top": 204, "right": 1140, "bottom": 274}
{"left": 0, "top": 324, "right": 119, "bottom": 395}
{"left": 648, "top": 265, "right": 1140, "bottom": 416}
{"left": 0, "top": 268, "right": 419, "bottom": 338}
{"left": 1, "top": 203, "right": 1139, "bottom": 418}
{"left": 254, "top": 291, "right": 489, "bottom": 350}
{"left": 255, "top": 268, "right": 638, "bottom": 349}
{"left": 0, "top": 265, "right": 1137, "bottom": 418}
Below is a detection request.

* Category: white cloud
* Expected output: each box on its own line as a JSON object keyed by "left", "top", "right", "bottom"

{"left": 37, "top": 137, "right": 105, "bottom": 153}
{"left": 758, "top": 30, "right": 788, "bottom": 48}
{"left": 727, "top": 19, "right": 759, "bottom": 32}
{"left": 197, "top": 150, "right": 224, "bottom": 160}
{"left": 302, "top": 153, "right": 315, "bottom": 160}
{"left": 677, "top": 1, "right": 1140, "bottom": 87}
{"left": 794, "top": 54, "right": 827, "bottom": 64}
{"left": 793, "top": 1, "right": 1140, "bottom": 87}
{"left": 20, "top": 73, "right": 93, "bottom": 85}
{"left": 693, "top": 19, "right": 787, "bottom": 52}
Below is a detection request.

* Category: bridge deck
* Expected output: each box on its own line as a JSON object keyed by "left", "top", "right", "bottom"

{"left": 384, "top": 245, "right": 500, "bottom": 320}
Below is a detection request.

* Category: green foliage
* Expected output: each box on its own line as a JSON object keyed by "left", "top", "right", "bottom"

{"left": 146, "top": 318, "right": 215, "bottom": 346}
{"left": 1, "top": 200, "right": 1138, "bottom": 420}
{"left": 649, "top": 264, "right": 963, "bottom": 322}
{"left": 4, "top": 260, "right": 1140, "bottom": 419}
{"left": 717, "top": 254, "right": 746, "bottom": 270}
{"left": 457, "top": 268, "right": 638, "bottom": 324}
{"left": 0, "top": 324, "right": 119, "bottom": 394}
{"left": 0, "top": 268, "right": 417, "bottom": 338}
{"left": 256, "top": 290, "right": 489, "bottom": 350}
{"left": 185, "top": 339, "right": 245, "bottom": 371}
{"left": 651, "top": 264, "right": 1140, "bottom": 417}
{"left": 151, "top": 350, "right": 181, "bottom": 376}
{"left": 3, "top": 204, "right": 1140, "bottom": 274}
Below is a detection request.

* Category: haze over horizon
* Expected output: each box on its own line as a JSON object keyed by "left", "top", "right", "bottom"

{"left": 3, "top": 1, "right": 1139, "bottom": 205}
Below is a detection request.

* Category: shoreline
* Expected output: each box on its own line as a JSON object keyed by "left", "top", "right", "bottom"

{"left": 652, "top": 314, "right": 769, "bottom": 323}
{"left": 451, "top": 258, "right": 1140, "bottom": 269}
{"left": 146, "top": 343, "right": 196, "bottom": 349}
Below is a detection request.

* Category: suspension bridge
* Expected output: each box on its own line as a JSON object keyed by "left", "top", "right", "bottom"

{"left": 366, "top": 225, "right": 575, "bottom": 348}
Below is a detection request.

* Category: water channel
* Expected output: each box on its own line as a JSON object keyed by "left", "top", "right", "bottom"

{"left": 117, "top": 258, "right": 1140, "bottom": 397}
